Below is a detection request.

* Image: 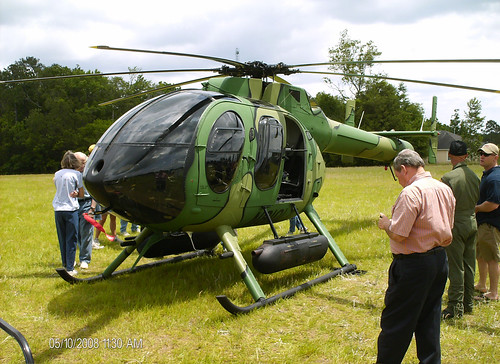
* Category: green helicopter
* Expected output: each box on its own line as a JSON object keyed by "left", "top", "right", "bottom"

{"left": 4, "top": 46, "right": 496, "bottom": 314}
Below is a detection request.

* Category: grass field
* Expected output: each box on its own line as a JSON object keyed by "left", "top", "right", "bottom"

{"left": 0, "top": 165, "right": 498, "bottom": 363}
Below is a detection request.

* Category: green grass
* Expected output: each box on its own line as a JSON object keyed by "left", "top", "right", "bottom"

{"left": 0, "top": 165, "right": 498, "bottom": 363}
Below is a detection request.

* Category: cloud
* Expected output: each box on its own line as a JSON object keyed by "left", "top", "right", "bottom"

{"left": 314, "top": 0, "right": 500, "bottom": 24}
{"left": 1, "top": 0, "right": 499, "bottom": 123}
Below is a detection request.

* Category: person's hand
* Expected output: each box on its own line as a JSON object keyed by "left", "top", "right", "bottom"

{"left": 69, "top": 190, "right": 79, "bottom": 198}
{"left": 378, "top": 213, "right": 390, "bottom": 230}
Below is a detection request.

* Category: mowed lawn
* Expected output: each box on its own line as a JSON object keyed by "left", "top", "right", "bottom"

{"left": 0, "top": 165, "right": 498, "bottom": 363}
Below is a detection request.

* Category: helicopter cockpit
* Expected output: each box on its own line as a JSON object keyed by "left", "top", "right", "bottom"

{"left": 84, "top": 90, "right": 236, "bottom": 224}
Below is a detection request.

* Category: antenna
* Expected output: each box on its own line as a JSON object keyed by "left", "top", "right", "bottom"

{"left": 358, "top": 111, "right": 365, "bottom": 129}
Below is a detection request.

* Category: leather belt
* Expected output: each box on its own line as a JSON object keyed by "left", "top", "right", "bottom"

{"left": 392, "top": 246, "right": 444, "bottom": 260}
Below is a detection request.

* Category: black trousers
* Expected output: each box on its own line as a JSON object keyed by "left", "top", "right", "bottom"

{"left": 377, "top": 248, "right": 448, "bottom": 364}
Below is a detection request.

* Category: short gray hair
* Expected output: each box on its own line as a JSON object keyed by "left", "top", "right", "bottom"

{"left": 393, "top": 149, "right": 425, "bottom": 172}
{"left": 74, "top": 151, "right": 88, "bottom": 163}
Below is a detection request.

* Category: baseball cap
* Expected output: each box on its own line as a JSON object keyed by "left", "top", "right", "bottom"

{"left": 449, "top": 140, "right": 467, "bottom": 156}
{"left": 478, "top": 143, "right": 499, "bottom": 156}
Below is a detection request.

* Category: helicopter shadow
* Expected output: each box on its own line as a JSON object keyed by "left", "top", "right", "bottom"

{"left": 40, "top": 231, "right": 354, "bottom": 349}
{"left": 38, "top": 219, "right": 378, "bottom": 361}
{"left": 40, "top": 254, "right": 237, "bottom": 361}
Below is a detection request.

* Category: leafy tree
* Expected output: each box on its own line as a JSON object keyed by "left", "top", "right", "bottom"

{"left": 357, "top": 80, "right": 428, "bottom": 158}
{"left": 325, "top": 29, "right": 382, "bottom": 100}
{"left": 449, "top": 109, "right": 461, "bottom": 134}
{"left": 0, "top": 57, "right": 47, "bottom": 122}
{"left": 483, "top": 119, "right": 500, "bottom": 145}
{"left": 0, "top": 59, "right": 171, "bottom": 174}
{"left": 314, "top": 92, "right": 345, "bottom": 121}
{"left": 446, "top": 98, "right": 486, "bottom": 154}
{"left": 314, "top": 92, "right": 345, "bottom": 166}
{"left": 460, "top": 98, "right": 485, "bottom": 152}
{"left": 436, "top": 121, "right": 453, "bottom": 133}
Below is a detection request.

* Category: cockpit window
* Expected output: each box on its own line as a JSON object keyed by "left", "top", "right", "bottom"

{"left": 100, "top": 91, "right": 217, "bottom": 145}
{"left": 92, "top": 91, "right": 218, "bottom": 224}
{"left": 255, "top": 116, "right": 283, "bottom": 190}
{"left": 206, "top": 111, "right": 245, "bottom": 193}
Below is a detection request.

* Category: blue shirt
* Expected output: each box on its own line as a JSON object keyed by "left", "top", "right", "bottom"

{"left": 476, "top": 165, "right": 500, "bottom": 229}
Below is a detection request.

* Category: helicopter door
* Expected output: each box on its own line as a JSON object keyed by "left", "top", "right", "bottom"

{"left": 254, "top": 116, "right": 284, "bottom": 190}
{"left": 199, "top": 110, "right": 245, "bottom": 207}
{"left": 278, "top": 116, "right": 306, "bottom": 201}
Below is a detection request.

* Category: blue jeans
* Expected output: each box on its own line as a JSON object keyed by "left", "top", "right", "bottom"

{"left": 78, "top": 199, "right": 94, "bottom": 264}
{"left": 120, "top": 219, "right": 138, "bottom": 233}
{"left": 55, "top": 210, "right": 79, "bottom": 271}
{"left": 288, "top": 216, "right": 304, "bottom": 233}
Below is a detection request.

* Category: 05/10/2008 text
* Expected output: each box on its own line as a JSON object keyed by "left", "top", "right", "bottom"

{"left": 49, "top": 337, "right": 143, "bottom": 349}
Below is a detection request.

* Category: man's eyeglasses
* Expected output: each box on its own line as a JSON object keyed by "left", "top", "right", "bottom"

{"left": 479, "top": 151, "right": 493, "bottom": 157}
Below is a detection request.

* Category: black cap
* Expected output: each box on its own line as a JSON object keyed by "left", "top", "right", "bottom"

{"left": 449, "top": 140, "right": 468, "bottom": 156}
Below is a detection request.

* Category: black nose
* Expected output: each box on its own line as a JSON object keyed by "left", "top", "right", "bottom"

{"left": 83, "top": 143, "right": 190, "bottom": 225}
{"left": 83, "top": 157, "right": 110, "bottom": 206}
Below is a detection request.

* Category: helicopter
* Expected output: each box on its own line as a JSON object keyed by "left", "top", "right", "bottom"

{"left": 3, "top": 46, "right": 498, "bottom": 314}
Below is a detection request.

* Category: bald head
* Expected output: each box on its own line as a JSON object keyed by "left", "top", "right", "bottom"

{"left": 74, "top": 152, "right": 87, "bottom": 172}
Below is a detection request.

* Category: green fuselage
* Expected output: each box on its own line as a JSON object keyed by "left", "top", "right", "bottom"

{"left": 84, "top": 77, "right": 412, "bottom": 233}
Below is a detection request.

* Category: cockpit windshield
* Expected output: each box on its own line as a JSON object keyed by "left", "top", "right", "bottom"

{"left": 100, "top": 90, "right": 218, "bottom": 146}
{"left": 86, "top": 90, "right": 222, "bottom": 224}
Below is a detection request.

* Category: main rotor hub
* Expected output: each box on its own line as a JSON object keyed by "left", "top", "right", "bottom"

{"left": 219, "top": 62, "right": 298, "bottom": 78}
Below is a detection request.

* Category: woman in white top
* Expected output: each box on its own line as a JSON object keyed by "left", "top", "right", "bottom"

{"left": 53, "top": 151, "right": 83, "bottom": 276}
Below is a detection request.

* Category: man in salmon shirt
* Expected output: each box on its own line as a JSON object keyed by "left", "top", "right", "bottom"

{"left": 377, "top": 149, "right": 456, "bottom": 364}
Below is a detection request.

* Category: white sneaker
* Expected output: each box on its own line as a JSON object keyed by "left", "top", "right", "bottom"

{"left": 80, "top": 262, "right": 88, "bottom": 269}
{"left": 67, "top": 269, "right": 78, "bottom": 276}
{"left": 121, "top": 232, "right": 130, "bottom": 237}
{"left": 92, "top": 240, "right": 104, "bottom": 249}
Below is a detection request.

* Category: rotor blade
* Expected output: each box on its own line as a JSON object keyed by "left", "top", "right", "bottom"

{"left": 0, "top": 68, "right": 220, "bottom": 84}
{"left": 299, "top": 70, "right": 500, "bottom": 94}
{"left": 290, "top": 59, "right": 500, "bottom": 68}
{"left": 92, "top": 45, "right": 245, "bottom": 68}
{"left": 271, "top": 74, "right": 290, "bottom": 84}
{"left": 98, "top": 75, "right": 222, "bottom": 106}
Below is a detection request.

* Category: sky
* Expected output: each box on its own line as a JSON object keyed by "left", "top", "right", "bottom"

{"left": 1, "top": 0, "right": 499, "bottom": 127}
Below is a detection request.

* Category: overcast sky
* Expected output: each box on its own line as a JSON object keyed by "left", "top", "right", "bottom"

{"left": 1, "top": 0, "right": 499, "bottom": 126}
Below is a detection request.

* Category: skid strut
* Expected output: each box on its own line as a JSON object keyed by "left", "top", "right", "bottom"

{"left": 215, "top": 204, "right": 357, "bottom": 314}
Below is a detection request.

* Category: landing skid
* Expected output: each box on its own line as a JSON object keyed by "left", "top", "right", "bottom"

{"left": 55, "top": 249, "right": 212, "bottom": 284}
{"left": 0, "top": 318, "right": 33, "bottom": 364}
{"left": 216, "top": 263, "right": 357, "bottom": 314}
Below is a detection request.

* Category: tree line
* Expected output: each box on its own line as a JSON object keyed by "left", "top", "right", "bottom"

{"left": 1, "top": 33, "right": 497, "bottom": 174}
{"left": 0, "top": 57, "right": 172, "bottom": 174}
{"left": 319, "top": 30, "right": 498, "bottom": 163}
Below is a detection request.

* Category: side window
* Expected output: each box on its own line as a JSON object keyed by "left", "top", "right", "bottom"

{"left": 206, "top": 111, "right": 245, "bottom": 193}
{"left": 255, "top": 116, "right": 284, "bottom": 190}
